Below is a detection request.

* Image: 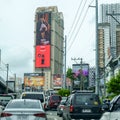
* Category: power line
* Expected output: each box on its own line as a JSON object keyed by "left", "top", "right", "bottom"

{"left": 67, "top": 0, "right": 84, "bottom": 39}
{"left": 67, "top": 0, "right": 87, "bottom": 43}
{"left": 67, "top": 6, "right": 89, "bottom": 53}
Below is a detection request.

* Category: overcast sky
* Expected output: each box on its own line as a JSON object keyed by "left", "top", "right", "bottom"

{"left": 0, "top": 0, "right": 119, "bottom": 79}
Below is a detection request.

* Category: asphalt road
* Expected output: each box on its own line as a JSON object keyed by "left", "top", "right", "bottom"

{"left": 46, "top": 109, "right": 62, "bottom": 120}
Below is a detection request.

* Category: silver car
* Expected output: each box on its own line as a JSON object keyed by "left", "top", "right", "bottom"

{"left": 0, "top": 99, "right": 47, "bottom": 120}
{"left": 100, "top": 110, "right": 120, "bottom": 120}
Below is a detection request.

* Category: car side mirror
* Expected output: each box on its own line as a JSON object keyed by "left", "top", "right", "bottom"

{"left": 102, "top": 103, "right": 109, "bottom": 112}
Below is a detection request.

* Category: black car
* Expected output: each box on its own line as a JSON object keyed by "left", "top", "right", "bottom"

{"left": 62, "top": 90, "right": 103, "bottom": 120}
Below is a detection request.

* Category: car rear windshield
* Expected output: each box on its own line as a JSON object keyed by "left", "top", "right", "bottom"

{"left": 74, "top": 94, "right": 100, "bottom": 105}
{"left": 51, "top": 95, "right": 61, "bottom": 101}
{"left": 7, "top": 100, "right": 41, "bottom": 109}
{"left": 22, "top": 94, "right": 44, "bottom": 102}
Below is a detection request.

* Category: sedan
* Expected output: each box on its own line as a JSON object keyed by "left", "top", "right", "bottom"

{"left": 0, "top": 99, "right": 47, "bottom": 120}
{"left": 57, "top": 100, "right": 66, "bottom": 117}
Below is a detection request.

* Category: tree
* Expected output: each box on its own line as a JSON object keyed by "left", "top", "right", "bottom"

{"left": 58, "top": 89, "right": 70, "bottom": 97}
{"left": 66, "top": 68, "right": 77, "bottom": 90}
{"left": 106, "top": 71, "right": 120, "bottom": 97}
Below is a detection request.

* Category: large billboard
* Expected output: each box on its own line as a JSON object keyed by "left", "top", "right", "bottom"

{"left": 53, "top": 74, "right": 62, "bottom": 88}
{"left": 35, "top": 45, "right": 50, "bottom": 68}
{"left": 35, "top": 12, "right": 51, "bottom": 68}
{"left": 24, "top": 73, "right": 45, "bottom": 87}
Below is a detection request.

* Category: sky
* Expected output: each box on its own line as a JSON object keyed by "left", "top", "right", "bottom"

{"left": 0, "top": 0, "right": 120, "bottom": 79}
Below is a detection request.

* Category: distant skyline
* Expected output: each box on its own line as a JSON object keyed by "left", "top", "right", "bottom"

{"left": 0, "top": 0, "right": 119, "bottom": 79}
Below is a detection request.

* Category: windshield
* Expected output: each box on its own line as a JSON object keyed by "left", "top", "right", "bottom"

{"left": 22, "top": 94, "right": 44, "bottom": 102}
{"left": 7, "top": 100, "right": 41, "bottom": 109}
{"left": 75, "top": 94, "right": 100, "bottom": 105}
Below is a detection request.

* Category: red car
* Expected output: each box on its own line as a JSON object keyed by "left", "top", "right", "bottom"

{"left": 47, "top": 95, "right": 62, "bottom": 109}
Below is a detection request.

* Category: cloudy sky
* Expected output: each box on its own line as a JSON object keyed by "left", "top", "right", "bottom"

{"left": 0, "top": 0, "right": 119, "bottom": 79}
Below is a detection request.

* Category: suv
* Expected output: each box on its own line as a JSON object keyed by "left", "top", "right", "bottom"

{"left": 46, "top": 95, "right": 62, "bottom": 109}
{"left": 62, "top": 90, "right": 103, "bottom": 120}
{"left": 20, "top": 92, "right": 46, "bottom": 109}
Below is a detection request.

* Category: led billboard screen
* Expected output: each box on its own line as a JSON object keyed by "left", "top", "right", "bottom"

{"left": 35, "top": 45, "right": 50, "bottom": 68}
{"left": 24, "top": 73, "right": 45, "bottom": 87}
{"left": 35, "top": 12, "right": 51, "bottom": 68}
{"left": 53, "top": 74, "right": 62, "bottom": 88}
{"left": 36, "top": 12, "right": 51, "bottom": 46}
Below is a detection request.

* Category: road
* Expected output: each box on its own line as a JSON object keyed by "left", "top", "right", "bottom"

{"left": 46, "top": 109, "right": 62, "bottom": 120}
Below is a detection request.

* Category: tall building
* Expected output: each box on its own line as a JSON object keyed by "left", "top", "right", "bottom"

{"left": 34, "top": 6, "right": 64, "bottom": 91}
{"left": 98, "top": 23, "right": 111, "bottom": 73}
{"left": 100, "top": 3, "right": 120, "bottom": 59}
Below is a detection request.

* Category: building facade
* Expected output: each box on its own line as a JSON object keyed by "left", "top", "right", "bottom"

{"left": 34, "top": 6, "right": 64, "bottom": 91}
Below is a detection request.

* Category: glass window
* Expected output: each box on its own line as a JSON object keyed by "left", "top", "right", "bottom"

{"left": 7, "top": 100, "right": 41, "bottom": 109}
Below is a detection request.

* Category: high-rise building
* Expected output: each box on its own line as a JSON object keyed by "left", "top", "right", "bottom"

{"left": 100, "top": 3, "right": 120, "bottom": 58}
{"left": 34, "top": 6, "right": 64, "bottom": 91}
{"left": 98, "top": 23, "right": 111, "bottom": 73}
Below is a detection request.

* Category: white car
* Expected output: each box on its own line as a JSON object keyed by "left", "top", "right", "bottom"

{"left": 20, "top": 92, "right": 46, "bottom": 110}
{"left": 100, "top": 110, "right": 120, "bottom": 120}
{"left": 1, "top": 99, "right": 47, "bottom": 120}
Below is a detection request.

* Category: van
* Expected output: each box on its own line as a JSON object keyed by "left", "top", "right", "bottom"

{"left": 20, "top": 92, "right": 46, "bottom": 109}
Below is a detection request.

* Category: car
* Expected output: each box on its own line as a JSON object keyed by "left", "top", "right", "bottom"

{"left": 20, "top": 92, "right": 46, "bottom": 109}
{"left": 0, "top": 99, "right": 47, "bottom": 120}
{"left": 46, "top": 95, "right": 62, "bottom": 110}
{"left": 57, "top": 100, "right": 66, "bottom": 117}
{"left": 100, "top": 94, "right": 120, "bottom": 120}
{"left": 0, "top": 94, "right": 14, "bottom": 107}
{"left": 62, "top": 90, "right": 103, "bottom": 120}
{"left": 62, "top": 96, "right": 67, "bottom": 101}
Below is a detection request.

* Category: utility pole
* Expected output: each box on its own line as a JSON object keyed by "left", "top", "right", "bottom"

{"left": 63, "top": 35, "right": 67, "bottom": 89}
{"left": 6, "top": 64, "right": 9, "bottom": 94}
{"left": 14, "top": 73, "right": 16, "bottom": 93}
{"left": 95, "top": 0, "right": 99, "bottom": 95}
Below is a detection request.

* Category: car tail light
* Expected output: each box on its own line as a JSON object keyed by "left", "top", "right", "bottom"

{"left": 70, "top": 105, "right": 74, "bottom": 112}
{"left": 1, "top": 112, "right": 12, "bottom": 117}
{"left": 34, "top": 113, "right": 46, "bottom": 118}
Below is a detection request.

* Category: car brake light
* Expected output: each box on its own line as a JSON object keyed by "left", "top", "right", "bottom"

{"left": 1, "top": 112, "right": 12, "bottom": 117}
{"left": 34, "top": 113, "right": 46, "bottom": 118}
{"left": 70, "top": 105, "right": 74, "bottom": 112}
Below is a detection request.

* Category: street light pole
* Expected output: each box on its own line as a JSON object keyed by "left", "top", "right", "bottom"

{"left": 95, "top": 0, "right": 99, "bottom": 95}
{"left": 6, "top": 64, "right": 9, "bottom": 94}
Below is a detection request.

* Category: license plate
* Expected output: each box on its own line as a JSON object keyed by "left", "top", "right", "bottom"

{"left": 17, "top": 115, "right": 28, "bottom": 120}
{"left": 54, "top": 103, "right": 58, "bottom": 105}
{"left": 82, "top": 109, "right": 91, "bottom": 113}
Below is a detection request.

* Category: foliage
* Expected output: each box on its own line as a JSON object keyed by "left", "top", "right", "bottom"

{"left": 58, "top": 89, "right": 70, "bottom": 97}
{"left": 106, "top": 71, "right": 120, "bottom": 96}
{"left": 66, "top": 68, "right": 76, "bottom": 81}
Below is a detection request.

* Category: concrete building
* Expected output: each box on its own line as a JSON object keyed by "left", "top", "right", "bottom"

{"left": 100, "top": 3, "right": 120, "bottom": 59}
{"left": 34, "top": 6, "right": 64, "bottom": 91}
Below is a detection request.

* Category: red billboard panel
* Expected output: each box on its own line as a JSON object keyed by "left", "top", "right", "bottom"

{"left": 35, "top": 45, "right": 50, "bottom": 68}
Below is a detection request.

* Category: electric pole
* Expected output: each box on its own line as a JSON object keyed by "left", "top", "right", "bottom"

{"left": 95, "top": 0, "right": 99, "bottom": 95}
{"left": 6, "top": 64, "right": 9, "bottom": 94}
{"left": 63, "top": 35, "right": 67, "bottom": 89}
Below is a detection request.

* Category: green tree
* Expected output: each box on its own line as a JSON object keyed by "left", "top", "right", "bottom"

{"left": 66, "top": 68, "right": 76, "bottom": 90}
{"left": 106, "top": 71, "right": 120, "bottom": 97}
{"left": 58, "top": 89, "right": 70, "bottom": 97}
